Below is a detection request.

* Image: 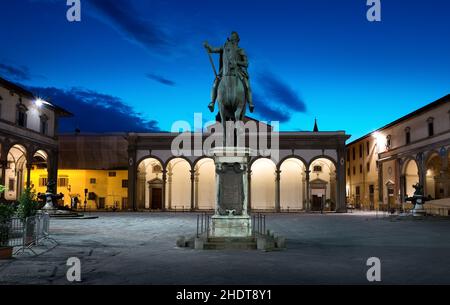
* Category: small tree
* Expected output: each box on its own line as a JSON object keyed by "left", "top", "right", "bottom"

{"left": 0, "top": 185, "right": 15, "bottom": 247}
{"left": 16, "top": 187, "right": 38, "bottom": 221}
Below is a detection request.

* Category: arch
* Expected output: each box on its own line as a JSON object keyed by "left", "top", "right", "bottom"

{"left": 308, "top": 158, "right": 337, "bottom": 211}
{"left": 166, "top": 157, "right": 192, "bottom": 210}
{"left": 193, "top": 156, "right": 214, "bottom": 168}
{"left": 136, "top": 155, "right": 165, "bottom": 172}
{"left": 425, "top": 151, "right": 443, "bottom": 199}
{"left": 251, "top": 158, "right": 276, "bottom": 210}
{"left": 276, "top": 155, "right": 308, "bottom": 171}
{"left": 164, "top": 155, "right": 193, "bottom": 171}
{"left": 404, "top": 159, "right": 419, "bottom": 198}
{"left": 5, "top": 144, "right": 28, "bottom": 201}
{"left": 280, "top": 158, "right": 306, "bottom": 211}
{"left": 136, "top": 157, "right": 164, "bottom": 210}
{"left": 194, "top": 158, "right": 215, "bottom": 210}
{"left": 307, "top": 155, "right": 337, "bottom": 169}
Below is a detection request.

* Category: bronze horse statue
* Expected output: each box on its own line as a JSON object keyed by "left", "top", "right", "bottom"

{"left": 204, "top": 32, "right": 254, "bottom": 146}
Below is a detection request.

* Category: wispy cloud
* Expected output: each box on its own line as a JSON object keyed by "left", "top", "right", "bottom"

{"left": 146, "top": 73, "right": 176, "bottom": 86}
{"left": 252, "top": 71, "right": 306, "bottom": 123}
{"left": 253, "top": 93, "right": 291, "bottom": 123}
{"left": 257, "top": 72, "right": 306, "bottom": 113}
{"left": 27, "top": 86, "right": 159, "bottom": 133}
{"left": 90, "top": 0, "right": 172, "bottom": 53}
{"left": 0, "top": 64, "right": 31, "bottom": 81}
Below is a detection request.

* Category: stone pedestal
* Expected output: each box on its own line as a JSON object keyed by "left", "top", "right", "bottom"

{"left": 209, "top": 147, "right": 252, "bottom": 238}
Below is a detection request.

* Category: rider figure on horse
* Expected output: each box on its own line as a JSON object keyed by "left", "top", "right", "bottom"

{"left": 204, "top": 31, "right": 254, "bottom": 114}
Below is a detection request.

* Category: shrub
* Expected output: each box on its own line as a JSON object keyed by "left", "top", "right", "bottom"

{"left": 16, "top": 187, "right": 38, "bottom": 221}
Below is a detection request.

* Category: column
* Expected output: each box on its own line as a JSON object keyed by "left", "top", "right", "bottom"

{"left": 47, "top": 149, "right": 59, "bottom": 193}
{"left": 336, "top": 149, "right": 347, "bottom": 213}
{"left": 127, "top": 138, "right": 137, "bottom": 211}
{"left": 190, "top": 169, "right": 195, "bottom": 211}
{"left": 377, "top": 161, "right": 384, "bottom": 208}
{"left": 167, "top": 168, "right": 173, "bottom": 210}
{"left": 26, "top": 164, "right": 32, "bottom": 189}
{"left": 0, "top": 147, "right": 7, "bottom": 200}
{"left": 440, "top": 149, "right": 449, "bottom": 198}
{"left": 275, "top": 169, "right": 281, "bottom": 212}
{"left": 247, "top": 168, "right": 252, "bottom": 212}
{"left": 305, "top": 170, "right": 311, "bottom": 211}
{"left": 194, "top": 169, "right": 199, "bottom": 210}
{"left": 162, "top": 169, "right": 167, "bottom": 211}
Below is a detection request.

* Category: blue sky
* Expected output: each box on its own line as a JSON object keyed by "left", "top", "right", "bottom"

{"left": 0, "top": 0, "right": 449, "bottom": 140}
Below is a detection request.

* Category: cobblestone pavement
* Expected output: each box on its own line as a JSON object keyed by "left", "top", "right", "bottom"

{"left": 1, "top": 212, "right": 449, "bottom": 285}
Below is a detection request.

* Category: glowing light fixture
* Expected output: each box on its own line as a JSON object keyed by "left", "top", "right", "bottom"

{"left": 35, "top": 98, "right": 44, "bottom": 107}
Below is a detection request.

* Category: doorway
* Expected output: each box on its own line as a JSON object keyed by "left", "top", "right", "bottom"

{"left": 151, "top": 188, "right": 163, "bottom": 210}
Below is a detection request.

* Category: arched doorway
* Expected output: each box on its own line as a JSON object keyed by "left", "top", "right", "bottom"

{"left": 426, "top": 153, "right": 443, "bottom": 200}
{"left": 5, "top": 144, "right": 28, "bottom": 201}
{"left": 194, "top": 158, "right": 215, "bottom": 210}
{"left": 137, "top": 157, "right": 164, "bottom": 210}
{"left": 308, "top": 158, "right": 337, "bottom": 211}
{"left": 404, "top": 159, "right": 419, "bottom": 198}
{"left": 251, "top": 158, "right": 276, "bottom": 211}
{"left": 166, "top": 158, "right": 191, "bottom": 211}
{"left": 279, "top": 158, "right": 306, "bottom": 211}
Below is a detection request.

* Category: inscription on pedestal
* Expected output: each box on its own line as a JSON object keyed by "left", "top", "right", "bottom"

{"left": 217, "top": 162, "right": 245, "bottom": 215}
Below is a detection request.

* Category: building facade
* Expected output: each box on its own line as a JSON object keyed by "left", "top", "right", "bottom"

{"left": 36, "top": 126, "right": 350, "bottom": 213}
{"left": 346, "top": 94, "right": 450, "bottom": 210}
{"left": 0, "top": 77, "right": 71, "bottom": 201}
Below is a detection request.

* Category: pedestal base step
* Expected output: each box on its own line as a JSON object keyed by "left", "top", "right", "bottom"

{"left": 204, "top": 237, "right": 257, "bottom": 250}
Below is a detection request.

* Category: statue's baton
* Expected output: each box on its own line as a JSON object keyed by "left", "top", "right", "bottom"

{"left": 206, "top": 49, "right": 219, "bottom": 79}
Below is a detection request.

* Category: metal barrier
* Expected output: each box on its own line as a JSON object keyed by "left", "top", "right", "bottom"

{"left": 7, "top": 213, "right": 57, "bottom": 255}
{"left": 252, "top": 213, "right": 266, "bottom": 235}
{"left": 196, "top": 213, "right": 211, "bottom": 238}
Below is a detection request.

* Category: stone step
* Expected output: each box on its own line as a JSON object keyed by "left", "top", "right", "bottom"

{"left": 204, "top": 242, "right": 257, "bottom": 250}
{"left": 204, "top": 237, "right": 257, "bottom": 250}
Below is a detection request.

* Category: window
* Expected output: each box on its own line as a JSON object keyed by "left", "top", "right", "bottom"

{"left": 122, "top": 180, "right": 128, "bottom": 188}
{"left": 359, "top": 164, "right": 363, "bottom": 174}
{"left": 313, "top": 165, "right": 322, "bottom": 172}
{"left": 39, "top": 177, "right": 48, "bottom": 187}
{"left": 40, "top": 115, "right": 48, "bottom": 135}
{"left": 405, "top": 127, "right": 411, "bottom": 144}
{"left": 369, "top": 185, "right": 375, "bottom": 194}
{"left": 90, "top": 178, "right": 96, "bottom": 184}
{"left": 108, "top": 171, "right": 117, "bottom": 177}
{"left": 58, "top": 177, "right": 69, "bottom": 187}
{"left": 347, "top": 150, "right": 350, "bottom": 162}
{"left": 367, "top": 162, "right": 370, "bottom": 172}
{"left": 16, "top": 104, "right": 28, "bottom": 127}
{"left": 347, "top": 168, "right": 350, "bottom": 176}
{"left": 353, "top": 166, "right": 356, "bottom": 175}
{"left": 386, "top": 135, "right": 391, "bottom": 150}
{"left": 356, "top": 186, "right": 360, "bottom": 195}
{"left": 359, "top": 144, "right": 363, "bottom": 158}
{"left": 352, "top": 147, "right": 355, "bottom": 160}
{"left": 366, "top": 141, "right": 370, "bottom": 156}
{"left": 427, "top": 117, "right": 434, "bottom": 137}
{"left": 8, "top": 178, "right": 15, "bottom": 192}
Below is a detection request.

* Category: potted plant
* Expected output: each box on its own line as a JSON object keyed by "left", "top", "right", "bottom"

{"left": 16, "top": 187, "right": 38, "bottom": 246}
{"left": 0, "top": 185, "right": 15, "bottom": 259}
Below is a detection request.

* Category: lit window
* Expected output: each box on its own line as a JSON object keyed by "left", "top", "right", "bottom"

{"left": 39, "top": 177, "right": 48, "bottom": 187}
{"left": 58, "top": 177, "right": 69, "bottom": 187}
